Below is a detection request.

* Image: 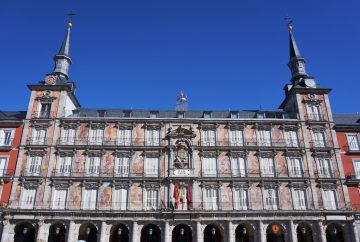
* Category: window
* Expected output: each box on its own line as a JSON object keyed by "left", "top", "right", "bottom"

{"left": 177, "top": 112, "right": 185, "bottom": 118}
{"left": 113, "top": 188, "right": 127, "bottom": 210}
{"left": 144, "top": 157, "right": 158, "bottom": 177}
{"left": 31, "top": 129, "right": 47, "bottom": 145}
{"left": 145, "top": 129, "right": 160, "bottom": 146}
{"left": 60, "top": 128, "right": 76, "bottom": 145}
{"left": 260, "top": 157, "right": 275, "bottom": 177}
{"left": 89, "top": 128, "right": 103, "bottom": 145}
{"left": 203, "top": 112, "right": 212, "bottom": 119}
{"left": 85, "top": 157, "right": 101, "bottom": 176}
{"left": 323, "top": 190, "right": 337, "bottom": 210}
{"left": 229, "top": 130, "right": 243, "bottom": 146}
{"left": 115, "top": 157, "right": 130, "bottom": 177}
{"left": 203, "top": 157, "right": 217, "bottom": 177}
{"left": 123, "top": 111, "right": 132, "bottom": 118}
{"left": 202, "top": 130, "right": 216, "bottom": 146}
{"left": 97, "top": 110, "right": 106, "bottom": 117}
{"left": 257, "top": 129, "right": 271, "bottom": 146}
{"left": 287, "top": 157, "right": 303, "bottom": 177}
{"left": 20, "top": 188, "right": 36, "bottom": 209}
{"left": 52, "top": 189, "right": 67, "bottom": 209}
{"left": 0, "top": 129, "right": 14, "bottom": 146}
{"left": 117, "top": 129, "right": 132, "bottom": 146}
{"left": 150, "top": 112, "right": 158, "bottom": 118}
{"left": 353, "top": 159, "right": 360, "bottom": 179}
{"left": 82, "top": 189, "right": 97, "bottom": 210}
{"left": 230, "top": 112, "right": 239, "bottom": 119}
{"left": 347, "top": 134, "right": 360, "bottom": 151}
{"left": 284, "top": 130, "right": 298, "bottom": 147}
{"left": 27, "top": 156, "right": 42, "bottom": 176}
{"left": 233, "top": 189, "right": 248, "bottom": 210}
{"left": 204, "top": 188, "right": 219, "bottom": 210}
{"left": 264, "top": 188, "right": 278, "bottom": 210}
{"left": 293, "top": 189, "right": 307, "bottom": 210}
{"left": 38, "top": 103, "right": 51, "bottom": 118}
{"left": 144, "top": 189, "right": 159, "bottom": 210}
{"left": 56, "top": 156, "right": 72, "bottom": 176}
{"left": 0, "top": 157, "right": 8, "bottom": 176}
{"left": 231, "top": 157, "right": 246, "bottom": 177}
{"left": 307, "top": 104, "right": 322, "bottom": 121}
{"left": 317, "top": 158, "right": 332, "bottom": 178}
{"left": 313, "top": 131, "right": 326, "bottom": 148}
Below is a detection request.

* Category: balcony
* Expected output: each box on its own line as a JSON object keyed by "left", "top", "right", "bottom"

{"left": 22, "top": 169, "right": 42, "bottom": 177}
{"left": 51, "top": 168, "right": 160, "bottom": 178}
{"left": 57, "top": 138, "right": 161, "bottom": 147}
{"left": 28, "top": 138, "right": 48, "bottom": 146}
{"left": 310, "top": 140, "right": 333, "bottom": 150}
{"left": 344, "top": 142, "right": 360, "bottom": 154}
{"left": 315, "top": 170, "right": 339, "bottom": 179}
{"left": 306, "top": 114, "right": 325, "bottom": 122}
{"left": 0, "top": 169, "right": 15, "bottom": 178}
{"left": 31, "top": 111, "right": 54, "bottom": 119}
{"left": 0, "top": 138, "right": 14, "bottom": 150}
{"left": 201, "top": 169, "right": 309, "bottom": 179}
{"left": 198, "top": 139, "right": 304, "bottom": 148}
{"left": 345, "top": 171, "right": 360, "bottom": 185}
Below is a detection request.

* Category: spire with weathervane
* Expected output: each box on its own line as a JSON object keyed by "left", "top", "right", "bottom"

{"left": 52, "top": 14, "right": 74, "bottom": 80}
{"left": 176, "top": 91, "right": 188, "bottom": 111}
{"left": 286, "top": 17, "right": 308, "bottom": 85}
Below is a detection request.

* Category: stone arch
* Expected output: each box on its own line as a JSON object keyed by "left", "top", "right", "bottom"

{"left": 109, "top": 223, "right": 130, "bottom": 242}
{"left": 172, "top": 223, "right": 192, "bottom": 242}
{"left": 78, "top": 223, "right": 98, "bottom": 242}
{"left": 235, "top": 223, "right": 255, "bottom": 242}
{"left": 266, "top": 223, "right": 285, "bottom": 242}
{"left": 325, "top": 223, "right": 345, "bottom": 242}
{"left": 14, "top": 222, "right": 37, "bottom": 242}
{"left": 140, "top": 224, "right": 161, "bottom": 242}
{"left": 48, "top": 222, "right": 67, "bottom": 242}
{"left": 296, "top": 222, "right": 314, "bottom": 242}
{"left": 203, "top": 223, "right": 224, "bottom": 242}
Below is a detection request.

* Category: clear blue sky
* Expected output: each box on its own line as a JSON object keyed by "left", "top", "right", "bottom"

{"left": 1, "top": 0, "right": 359, "bottom": 112}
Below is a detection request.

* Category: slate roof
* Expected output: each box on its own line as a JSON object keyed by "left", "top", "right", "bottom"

{"left": 333, "top": 113, "right": 360, "bottom": 125}
{"left": 0, "top": 111, "right": 26, "bottom": 121}
{"left": 67, "top": 108, "right": 296, "bottom": 119}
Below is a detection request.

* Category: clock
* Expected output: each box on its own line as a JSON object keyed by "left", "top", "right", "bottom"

{"left": 45, "top": 75, "right": 57, "bottom": 85}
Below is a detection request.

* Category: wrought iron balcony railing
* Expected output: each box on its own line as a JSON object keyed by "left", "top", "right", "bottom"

{"left": 0, "top": 169, "right": 15, "bottom": 177}
{"left": 306, "top": 114, "right": 325, "bottom": 122}
{"left": 57, "top": 138, "right": 161, "bottom": 147}
{"left": 28, "top": 138, "right": 48, "bottom": 145}
{"left": 31, "top": 111, "right": 54, "bottom": 119}
{"left": 198, "top": 139, "right": 304, "bottom": 148}
{"left": 310, "top": 140, "right": 333, "bottom": 149}
{"left": 0, "top": 138, "right": 14, "bottom": 147}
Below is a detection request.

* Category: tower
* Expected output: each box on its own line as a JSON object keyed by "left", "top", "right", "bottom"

{"left": 176, "top": 91, "right": 188, "bottom": 111}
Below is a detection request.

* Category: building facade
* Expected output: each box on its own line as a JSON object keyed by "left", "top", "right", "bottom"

{"left": 0, "top": 22, "right": 359, "bottom": 242}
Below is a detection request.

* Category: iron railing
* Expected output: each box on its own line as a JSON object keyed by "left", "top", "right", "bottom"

{"left": 31, "top": 111, "right": 54, "bottom": 119}
{"left": 0, "top": 138, "right": 14, "bottom": 146}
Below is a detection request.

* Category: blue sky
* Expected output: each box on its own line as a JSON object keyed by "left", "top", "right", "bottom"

{"left": 1, "top": 0, "right": 359, "bottom": 112}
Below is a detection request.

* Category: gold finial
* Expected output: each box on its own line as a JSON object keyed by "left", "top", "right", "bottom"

{"left": 285, "top": 16, "right": 293, "bottom": 31}
{"left": 177, "top": 91, "right": 188, "bottom": 102}
{"left": 67, "top": 12, "right": 76, "bottom": 29}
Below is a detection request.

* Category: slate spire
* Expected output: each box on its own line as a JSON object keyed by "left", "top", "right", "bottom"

{"left": 52, "top": 20, "right": 73, "bottom": 80}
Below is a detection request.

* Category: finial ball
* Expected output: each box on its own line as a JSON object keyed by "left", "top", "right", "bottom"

{"left": 68, "top": 22, "right": 73, "bottom": 28}
{"left": 288, "top": 25, "right": 293, "bottom": 31}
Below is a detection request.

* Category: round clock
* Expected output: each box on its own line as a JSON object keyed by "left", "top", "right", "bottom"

{"left": 45, "top": 75, "right": 57, "bottom": 85}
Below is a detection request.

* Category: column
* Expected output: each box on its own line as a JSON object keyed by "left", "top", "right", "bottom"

{"left": 164, "top": 221, "right": 170, "bottom": 242}
{"left": 67, "top": 221, "right": 77, "bottom": 242}
{"left": 352, "top": 222, "right": 360, "bottom": 242}
{"left": 227, "top": 221, "right": 234, "bottom": 242}
{"left": 0, "top": 221, "right": 15, "bottom": 242}
{"left": 318, "top": 220, "right": 326, "bottom": 242}
{"left": 289, "top": 220, "right": 298, "bottom": 242}
{"left": 196, "top": 221, "right": 202, "bottom": 242}
{"left": 36, "top": 220, "right": 50, "bottom": 242}
{"left": 131, "top": 221, "right": 138, "bottom": 242}
{"left": 258, "top": 220, "right": 265, "bottom": 242}
{"left": 100, "top": 221, "right": 108, "bottom": 242}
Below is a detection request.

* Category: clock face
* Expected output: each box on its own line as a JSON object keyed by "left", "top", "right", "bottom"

{"left": 305, "top": 79, "right": 316, "bottom": 88}
{"left": 45, "top": 75, "right": 57, "bottom": 85}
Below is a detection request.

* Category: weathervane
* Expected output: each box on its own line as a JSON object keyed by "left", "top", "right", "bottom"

{"left": 284, "top": 15, "right": 293, "bottom": 31}
{"left": 67, "top": 11, "right": 76, "bottom": 28}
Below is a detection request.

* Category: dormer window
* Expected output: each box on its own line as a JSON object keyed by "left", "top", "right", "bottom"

{"left": 230, "top": 112, "right": 239, "bottom": 119}
{"left": 38, "top": 103, "right": 51, "bottom": 118}
{"left": 123, "top": 111, "right": 132, "bottom": 118}
{"left": 257, "top": 113, "right": 265, "bottom": 119}
{"left": 150, "top": 111, "right": 158, "bottom": 118}
{"left": 203, "top": 112, "right": 212, "bottom": 119}
{"left": 176, "top": 112, "right": 185, "bottom": 118}
{"left": 97, "top": 110, "right": 106, "bottom": 117}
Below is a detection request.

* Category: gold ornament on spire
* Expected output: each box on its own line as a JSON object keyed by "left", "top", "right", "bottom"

{"left": 285, "top": 16, "right": 293, "bottom": 31}
{"left": 67, "top": 11, "right": 76, "bottom": 29}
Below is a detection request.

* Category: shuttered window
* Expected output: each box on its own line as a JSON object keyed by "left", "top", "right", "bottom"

{"left": 203, "top": 158, "right": 217, "bottom": 177}
{"left": 317, "top": 158, "right": 332, "bottom": 178}
{"left": 52, "top": 189, "right": 67, "bottom": 209}
{"left": 85, "top": 157, "right": 101, "bottom": 176}
{"left": 202, "top": 130, "right": 216, "bottom": 146}
{"left": 229, "top": 130, "right": 243, "bottom": 146}
{"left": 144, "top": 190, "right": 159, "bottom": 210}
{"left": 82, "top": 189, "right": 97, "bottom": 210}
{"left": 27, "top": 156, "right": 42, "bottom": 176}
{"left": 257, "top": 130, "right": 271, "bottom": 146}
{"left": 115, "top": 157, "right": 130, "bottom": 177}
{"left": 0, "top": 157, "right": 8, "bottom": 176}
{"left": 264, "top": 188, "right": 278, "bottom": 210}
{"left": 89, "top": 129, "right": 103, "bottom": 145}
{"left": 144, "top": 157, "right": 158, "bottom": 177}
{"left": 313, "top": 131, "right": 326, "bottom": 148}
{"left": 293, "top": 189, "right": 306, "bottom": 210}
{"left": 20, "top": 188, "right": 36, "bottom": 209}
{"left": 287, "top": 157, "right": 303, "bottom": 177}
{"left": 61, "top": 128, "right": 76, "bottom": 145}
{"left": 56, "top": 157, "right": 72, "bottom": 176}
{"left": 347, "top": 134, "right": 360, "bottom": 151}
{"left": 323, "top": 190, "right": 337, "bottom": 210}
{"left": 284, "top": 130, "right": 298, "bottom": 147}
{"left": 231, "top": 157, "right": 246, "bottom": 177}
{"left": 353, "top": 159, "right": 360, "bottom": 179}
{"left": 204, "top": 188, "right": 219, "bottom": 210}
{"left": 145, "top": 129, "right": 160, "bottom": 146}
{"left": 117, "top": 129, "right": 132, "bottom": 146}
{"left": 32, "top": 129, "right": 47, "bottom": 145}
{"left": 112, "top": 188, "right": 127, "bottom": 210}
{"left": 233, "top": 189, "right": 248, "bottom": 210}
{"left": 260, "top": 157, "right": 275, "bottom": 177}
{"left": 307, "top": 104, "right": 322, "bottom": 121}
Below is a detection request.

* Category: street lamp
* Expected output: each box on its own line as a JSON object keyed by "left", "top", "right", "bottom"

{"left": 22, "top": 227, "right": 28, "bottom": 242}
{"left": 301, "top": 227, "right": 307, "bottom": 235}
{"left": 148, "top": 228, "right": 153, "bottom": 236}
{"left": 180, "top": 228, "right": 185, "bottom": 236}
{"left": 55, "top": 227, "right": 61, "bottom": 242}
{"left": 211, "top": 228, "right": 216, "bottom": 236}
{"left": 85, "top": 227, "right": 91, "bottom": 242}
{"left": 117, "top": 228, "right": 122, "bottom": 242}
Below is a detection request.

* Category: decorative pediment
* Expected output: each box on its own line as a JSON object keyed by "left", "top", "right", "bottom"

{"left": 27, "top": 150, "right": 46, "bottom": 157}
{"left": 84, "top": 150, "right": 105, "bottom": 157}
{"left": 227, "top": 151, "right": 247, "bottom": 158}
{"left": 142, "top": 151, "right": 161, "bottom": 158}
{"left": 228, "top": 124, "right": 245, "bottom": 130}
{"left": 30, "top": 121, "right": 52, "bottom": 129}
{"left": 115, "top": 122, "right": 135, "bottom": 129}
{"left": 142, "top": 182, "right": 161, "bottom": 190}
{"left": 167, "top": 126, "right": 196, "bottom": 139}
{"left": 231, "top": 182, "right": 250, "bottom": 189}
{"left": 288, "top": 181, "right": 308, "bottom": 189}
{"left": 112, "top": 181, "right": 131, "bottom": 189}
{"left": 256, "top": 152, "right": 275, "bottom": 158}
{"left": 284, "top": 151, "right": 303, "bottom": 157}
{"left": 309, "top": 126, "right": 326, "bottom": 131}
{"left": 201, "top": 182, "right": 221, "bottom": 189}
{"left": 318, "top": 183, "right": 337, "bottom": 189}
{"left": 313, "top": 152, "right": 332, "bottom": 158}
{"left": 83, "top": 181, "right": 101, "bottom": 189}
{"left": 303, "top": 94, "right": 323, "bottom": 105}
{"left": 143, "top": 124, "right": 162, "bottom": 130}
{"left": 22, "top": 181, "right": 40, "bottom": 189}
{"left": 60, "top": 121, "right": 80, "bottom": 129}
{"left": 256, "top": 124, "right": 272, "bottom": 130}
{"left": 57, "top": 149, "right": 76, "bottom": 157}
{"left": 52, "top": 181, "right": 72, "bottom": 189}
{"left": 35, "top": 90, "right": 56, "bottom": 103}
{"left": 113, "top": 151, "right": 132, "bottom": 158}
{"left": 200, "top": 151, "right": 218, "bottom": 158}
{"left": 88, "top": 122, "right": 106, "bottom": 129}
{"left": 260, "top": 181, "right": 279, "bottom": 189}
{"left": 282, "top": 125, "right": 299, "bottom": 131}
{"left": 199, "top": 124, "right": 218, "bottom": 131}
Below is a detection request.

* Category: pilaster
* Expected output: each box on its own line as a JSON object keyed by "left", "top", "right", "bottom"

{"left": 318, "top": 221, "right": 326, "bottom": 242}
{"left": 163, "top": 221, "right": 169, "bottom": 242}
{"left": 259, "top": 220, "right": 265, "bottom": 242}
{"left": 196, "top": 221, "right": 202, "bottom": 242}
{"left": 0, "top": 221, "right": 15, "bottom": 242}
{"left": 289, "top": 220, "right": 297, "bottom": 242}
{"left": 36, "top": 220, "right": 50, "bottom": 242}
{"left": 131, "top": 221, "right": 138, "bottom": 242}
{"left": 228, "top": 221, "right": 234, "bottom": 242}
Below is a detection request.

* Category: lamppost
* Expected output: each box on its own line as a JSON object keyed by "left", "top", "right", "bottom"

{"left": 85, "top": 227, "right": 91, "bottom": 242}
{"left": 117, "top": 228, "right": 122, "bottom": 242}
{"left": 148, "top": 228, "right": 153, "bottom": 242}
{"left": 55, "top": 227, "right": 60, "bottom": 242}
{"left": 22, "top": 227, "right": 28, "bottom": 242}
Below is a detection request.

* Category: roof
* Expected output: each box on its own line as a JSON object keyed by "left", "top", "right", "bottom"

{"left": 0, "top": 111, "right": 26, "bottom": 121}
{"left": 333, "top": 113, "right": 360, "bottom": 125}
{"left": 66, "top": 108, "right": 296, "bottom": 120}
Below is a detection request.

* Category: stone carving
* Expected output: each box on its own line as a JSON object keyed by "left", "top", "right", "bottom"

{"left": 174, "top": 141, "right": 190, "bottom": 169}
{"left": 35, "top": 90, "right": 56, "bottom": 103}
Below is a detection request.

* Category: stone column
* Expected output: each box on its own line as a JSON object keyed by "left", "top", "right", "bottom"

{"left": 318, "top": 221, "right": 326, "bottom": 242}
{"left": 164, "top": 221, "right": 170, "bottom": 242}
{"left": 196, "top": 221, "right": 202, "bottom": 242}
{"left": 100, "top": 221, "right": 109, "bottom": 242}
{"left": 0, "top": 220, "right": 15, "bottom": 242}
{"left": 67, "top": 221, "right": 77, "bottom": 242}
{"left": 227, "top": 221, "right": 234, "bottom": 242}
{"left": 289, "top": 220, "right": 297, "bottom": 242}
{"left": 258, "top": 221, "right": 265, "bottom": 242}
{"left": 352, "top": 222, "right": 360, "bottom": 242}
{"left": 131, "top": 221, "right": 138, "bottom": 242}
{"left": 36, "top": 220, "right": 50, "bottom": 242}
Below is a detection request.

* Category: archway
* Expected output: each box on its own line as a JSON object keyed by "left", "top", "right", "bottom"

{"left": 78, "top": 223, "right": 98, "bottom": 242}
{"left": 266, "top": 224, "right": 285, "bottom": 242}
{"left": 235, "top": 224, "right": 255, "bottom": 242}
{"left": 140, "top": 224, "right": 161, "bottom": 242}
{"left": 110, "top": 224, "right": 129, "bottom": 242}
{"left": 296, "top": 223, "right": 314, "bottom": 242}
{"left": 203, "top": 224, "right": 223, "bottom": 242}
{"left": 14, "top": 222, "right": 36, "bottom": 242}
{"left": 325, "top": 224, "right": 345, "bottom": 242}
{"left": 48, "top": 223, "right": 66, "bottom": 242}
{"left": 172, "top": 224, "right": 192, "bottom": 242}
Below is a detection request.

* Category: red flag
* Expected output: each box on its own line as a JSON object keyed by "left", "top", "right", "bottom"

{"left": 173, "top": 182, "right": 179, "bottom": 209}
{"left": 186, "top": 182, "right": 192, "bottom": 209}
